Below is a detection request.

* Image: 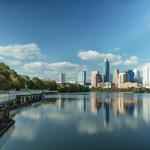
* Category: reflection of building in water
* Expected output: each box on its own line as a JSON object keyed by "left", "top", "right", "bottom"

{"left": 77, "top": 95, "right": 86, "bottom": 113}
{"left": 0, "top": 124, "right": 15, "bottom": 148}
{"left": 118, "top": 96, "right": 124, "bottom": 114}
{"left": 112, "top": 94, "right": 124, "bottom": 115}
{"left": 91, "top": 92, "right": 102, "bottom": 114}
{"left": 123, "top": 94, "right": 135, "bottom": 116}
{"left": 58, "top": 95, "right": 64, "bottom": 112}
{"left": 124, "top": 103, "right": 134, "bottom": 116}
{"left": 112, "top": 93, "right": 141, "bottom": 117}
{"left": 143, "top": 96, "right": 150, "bottom": 123}
{"left": 91, "top": 93, "right": 98, "bottom": 114}
{"left": 77, "top": 95, "right": 87, "bottom": 113}
{"left": 103, "top": 101, "right": 110, "bottom": 124}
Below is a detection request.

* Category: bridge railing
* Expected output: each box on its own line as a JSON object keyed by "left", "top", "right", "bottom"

{"left": 0, "top": 90, "right": 43, "bottom": 104}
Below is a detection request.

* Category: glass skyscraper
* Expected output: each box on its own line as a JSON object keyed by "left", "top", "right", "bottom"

{"left": 104, "top": 58, "right": 110, "bottom": 82}
{"left": 78, "top": 71, "right": 86, "bottom": 85}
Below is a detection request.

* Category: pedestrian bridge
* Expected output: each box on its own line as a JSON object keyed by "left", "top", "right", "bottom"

{"left": 0, "top": 91, "right": 44, "bottom": 109}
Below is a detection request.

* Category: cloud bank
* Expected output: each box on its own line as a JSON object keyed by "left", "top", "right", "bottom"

{"left": 0, "top": 43, "right": 141, "bottom": 81}
{"left": 78, "top": 50, "right": 139, "bottom": 66}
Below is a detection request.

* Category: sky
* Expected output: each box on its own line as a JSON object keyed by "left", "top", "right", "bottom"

{"left": 0, "top": 0, "right": 150, "bottom": 81}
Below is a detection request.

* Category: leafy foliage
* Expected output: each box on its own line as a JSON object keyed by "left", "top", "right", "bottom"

{"left": 0, "top": 62, "right": 90, "bottom": 92}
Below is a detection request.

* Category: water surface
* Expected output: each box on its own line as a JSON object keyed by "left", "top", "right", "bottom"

{"left": 1, "top": 92, "right": 150, "bottom": 150}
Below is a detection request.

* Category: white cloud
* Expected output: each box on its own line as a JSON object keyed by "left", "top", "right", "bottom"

{"left": 23, "top": 61, "right": 48, "bottom": 70}
{"left": 0, "top": 43, "right": 41, "bottom": 60}
{"left": 22, "top": 61, "right": 86, "bottom": 81}
{"left": 112, "top": 56, "right": 139, "bottom": 66}
{"left": 78, "top": 50, "right": 121, "bottom": 62}
{"left": 124, "top": 56, "right": 139, "bottom": 65}
{"left": 23, "top": 61, "right": 86, "bottom": 71}
{"left": 48, "top": 61, "right": 86, "bottom": 70}
{"left": 78, "top": 50, "right": 139, "bottom": 66}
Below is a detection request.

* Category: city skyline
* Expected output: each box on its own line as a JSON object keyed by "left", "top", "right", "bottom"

{"left": 0, "top": 0, "right": 150, "bottom": 81}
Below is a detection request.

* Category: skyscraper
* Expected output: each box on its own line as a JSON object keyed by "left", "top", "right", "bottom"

{"left": 104, "top": 58, "right": 110, "bottom": 82}
{"left": 126, "top": 70, "right": 135, "bottom": 82}
{"left": 143, "top": 63, "right": 150, "bottom": 87}
{"left": 78, "top": 71, "right": 86, "bottom": 85}
{"left": 133, "top": 68, "right": 141, "bottom": 83}
{"left": 119, "top": 72, "right": 127, "bottom": 83}
{"left": 91, "top": 71, "right": 102, "bottom": 87}
{"left": 59, "top": 73, "right": 65, "bottom": 83}
{"left": 113, "top": 69, "right": 119, "bottom": 87}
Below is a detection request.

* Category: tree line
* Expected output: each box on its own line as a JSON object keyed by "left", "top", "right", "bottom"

{"left": 0, "top": 62, "right": 90, "bottom": 92}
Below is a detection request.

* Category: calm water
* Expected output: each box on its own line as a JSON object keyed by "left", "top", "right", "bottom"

{"left": 1, "top": 92, "right": 150, "bottom": 150}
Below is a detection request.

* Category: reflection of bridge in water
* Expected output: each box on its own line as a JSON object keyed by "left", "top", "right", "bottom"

{"left": 0, "top": 91, "right": 44, "bottom": 140}
{"left": 0, "top": 124, "right": 15, "bottom": 148}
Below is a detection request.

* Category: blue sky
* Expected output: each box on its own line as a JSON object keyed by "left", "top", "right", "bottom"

{"left": 0, "top": 0, "right": 150, "bottom": 81}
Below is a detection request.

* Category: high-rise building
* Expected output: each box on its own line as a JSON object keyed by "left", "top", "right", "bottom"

{"left": 104, "top": 58, "right": 110, "bottom": 82}
{"left": 119, "top": 72, "right": 127, "bottom": 83}
{"left": 133, "top": 68, "right": 141, "bottom": 83}
{"left": 126, "top": 70, "right": 135, "bottom": 82}
{"left": 133, "top": 68, "right": 142, "bottom": 84}
{"left": 143, "top": 63, "right": 150, "bottom": 87}
{"left": 91, "top": 71, "right": 102, "bottom": 87}
{"left": 78, "top": 71, "right": 86, "bottom": 85}
{"left": 113, "top": 69, "right": 119, "bottom": 87}
{"left": 59, "top": 73, "right": 65, "bottom": 83}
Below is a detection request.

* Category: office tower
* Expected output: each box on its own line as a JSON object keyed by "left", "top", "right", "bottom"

{"left": 126, "top": 70, "right": 135, "bottom": 82}
{"left": 143, "top": 63, "right": 150, "bottom": 87}
{"left": 119, "top": 72, "right": 127, "bottom": 83}
{"left": 59, "top": 72, "right": 65, "bottom": 83}
{"left": 78, "top": 71, "right": 86, "bottom": 85}
{"left": 113, "top": 69, "right": 119, "bottom": 87}
{"left": 133, "top": 68, "right": 141, "bottom": 83}
{"left": 109, "top": 74, "right": 113, "bottom": 83}
{"left": 91, "top": 71, "right": 102, "bottom": 87}
{"left": 104, "top": 58, "right": 110, "bottom": 82}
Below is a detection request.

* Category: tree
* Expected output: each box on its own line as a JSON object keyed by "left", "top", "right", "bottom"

{"left": 0, "top": 75, "right": 10, "bottom": 90}
{"left": 43, "top": 80, "right": 57, "bottom": 90}
{"left": 32, "top": 77, "right": 44, "bottom": 89}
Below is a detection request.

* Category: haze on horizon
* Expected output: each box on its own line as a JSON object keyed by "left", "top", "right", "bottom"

{"left": 0, "top": 0, "right": 150, "bottom": 82}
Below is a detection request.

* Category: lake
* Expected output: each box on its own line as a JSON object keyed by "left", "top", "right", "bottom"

{"left": 1, "top": 92, "right": 150, "bottom": 150}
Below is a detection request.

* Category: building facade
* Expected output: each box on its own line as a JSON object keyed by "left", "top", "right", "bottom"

{"left": 113, "top": 69, "right": 119, "bottom": 87}
{"left": 143, "top": 63, "right": 150, "bottom": 87}
{"left": 126, "top": 70, "right": 135, "bottom": 82}
{"left": 104, "top": 58, "right": 110, "bottom": 82}
{"left": 97, "top": 82, "right": 112, "bottom": 88}
{"left": 91, "top": 71, "right": 102, "bottom": 87}
{"left": 78, "top": 71, "right": 86, "bottom": 85}
{"left": 59, "top": 73, "right": 65, "bottom": 83}
{"left": 119, "top": 72, "right": 127, "bottom": 83}
{"left": 133, "top": 68, "right": 141, "bottom": 83}
{"left": 118, "top": 82, "right": 139, "bottom": 89}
